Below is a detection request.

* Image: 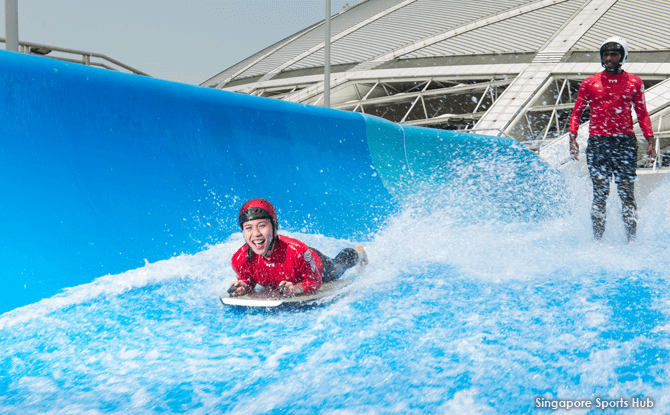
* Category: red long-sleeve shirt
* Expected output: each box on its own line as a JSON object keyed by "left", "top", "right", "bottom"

{"left": 569, "top": 70, "right": 654, "bottom": 139}
{"left": 231, "top": 235, "right": 324, "bottom": 294}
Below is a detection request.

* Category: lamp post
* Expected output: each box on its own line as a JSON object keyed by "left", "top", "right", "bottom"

{"left": 324, "top": 0, "right": 331, "bottom": 108}
{"left": 5, "top": 0, "right": 19, "bottom": 52}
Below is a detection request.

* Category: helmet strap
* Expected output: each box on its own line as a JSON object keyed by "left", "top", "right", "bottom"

{"left": 267, "top": 235, "right": 277, "bottom": 253}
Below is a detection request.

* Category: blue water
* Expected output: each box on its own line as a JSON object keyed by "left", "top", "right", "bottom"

{"left": 1, "top": 172, "right": 669, "bottom": 414}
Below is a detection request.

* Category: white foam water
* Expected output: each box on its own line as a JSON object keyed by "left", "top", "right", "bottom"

{"left": 1, "top": 175, "right": 669, "bottom": 414}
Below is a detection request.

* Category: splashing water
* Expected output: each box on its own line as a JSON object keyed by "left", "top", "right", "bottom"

{"left": 1, "top": 173, "right": 670, "bottom": 414}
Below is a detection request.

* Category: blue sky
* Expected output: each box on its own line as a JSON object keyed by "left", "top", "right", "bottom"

{"left": 2, "top": 0, "right": 359, "bottom": 85}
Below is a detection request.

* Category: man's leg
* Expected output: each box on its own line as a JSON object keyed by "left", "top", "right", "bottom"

{"left": 586, "top": 136, "right": 614, "bottom": 241}
{"left": 617, "top": 179, "right": 637, "bottom": 243}
{"left": 591, "top": 177, "right": 610, "bottom": 240}
{"left": 613, "top": 135, "right": 639, "bottom": 243}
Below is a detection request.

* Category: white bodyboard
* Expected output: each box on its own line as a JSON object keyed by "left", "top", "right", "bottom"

{"left": 221, "top": 279, "right": 352, "bottom": 308}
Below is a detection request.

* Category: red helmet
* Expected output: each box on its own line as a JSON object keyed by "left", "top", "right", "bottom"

{"left": 238, "top": 198, "right": 278, "bottom": 232}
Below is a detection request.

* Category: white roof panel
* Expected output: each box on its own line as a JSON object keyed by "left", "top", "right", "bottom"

{"left": 200, "top": 24, "right": 318, "bottom": 86}
{"left": 574, "top": 0, "right": 670, "bottom": 51}
{"left": 236, "top": 0, "right": 408, "bottom": 79}
{"left": 204, "top": 0, "right": 670, "bottom": 89}
{"left": 289, "top": 0, "right": 538, "bottom": 70}
{"left": 403, "top": 0, "right": 583, "bottom": 58}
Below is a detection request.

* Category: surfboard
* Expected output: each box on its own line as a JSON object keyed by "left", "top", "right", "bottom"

{"left": 220, "top": 278, "right": 353, "bottom": 309}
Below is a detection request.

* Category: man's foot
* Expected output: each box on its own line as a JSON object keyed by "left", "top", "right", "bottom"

{"left": 592, "top": 216, "right": 605, "bottom": 240}
{"left": 354, "top": 244, "right": 368, "bottom": 270}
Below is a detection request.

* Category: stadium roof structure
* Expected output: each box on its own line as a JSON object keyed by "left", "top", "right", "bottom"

{"left": 202, "top": 0, "right": 670, "bottom": 166}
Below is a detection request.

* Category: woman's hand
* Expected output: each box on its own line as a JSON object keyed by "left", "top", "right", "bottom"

{"left": 278, "top": 281, "right": 304, "bottom": 297}
{"left": 228, "top": 281, "right": 250, "bottom": 297}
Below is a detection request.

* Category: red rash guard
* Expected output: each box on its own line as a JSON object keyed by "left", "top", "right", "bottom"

{"left": 231, "top": 235, "right": 324, "bottom": 294}
{"left": 569, "top": 70, "right": 654, "bottom": 138}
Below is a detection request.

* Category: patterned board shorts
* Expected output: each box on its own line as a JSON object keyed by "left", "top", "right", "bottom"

{"left": 585, "top": 134, "right": 638, "bottom": 182}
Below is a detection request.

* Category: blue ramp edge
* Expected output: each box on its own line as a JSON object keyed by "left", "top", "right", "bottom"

{"left": 0, "top": 51, "right": 397, "bottom": 313}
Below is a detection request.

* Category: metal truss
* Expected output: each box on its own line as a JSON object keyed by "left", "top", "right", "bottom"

{"left": 314, "top": 77, "right": 512, "bottom": 130}
{"left": 248, "top": 83, "right": 316, "bottom": 100}
{"left": 504, "top": 75, "right": 586, "bottom": 150}
{"left": 245, "top": 76, "right": 512, "bottom": 131}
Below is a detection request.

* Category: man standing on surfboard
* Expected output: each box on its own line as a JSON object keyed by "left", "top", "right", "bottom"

{"left": 228, "top": 198, "right": 368, "bottom": 297}
{"left": 568, "top": 36, "right": 656, "bottom": 243}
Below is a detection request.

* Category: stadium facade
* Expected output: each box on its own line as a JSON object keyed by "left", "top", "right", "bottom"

{"left": 202, "top": 0, "right": 670, "bottom": 168}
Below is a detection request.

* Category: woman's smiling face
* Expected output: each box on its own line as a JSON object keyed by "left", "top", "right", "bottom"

{"left": 242, "top": 218, "right": 274, "bottom": 257}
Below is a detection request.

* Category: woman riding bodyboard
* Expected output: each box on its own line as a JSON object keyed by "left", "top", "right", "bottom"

{"left": 228, "top": 198, "right": 368, "bottom": 297}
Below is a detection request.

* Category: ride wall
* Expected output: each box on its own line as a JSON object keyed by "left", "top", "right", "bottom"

{"left": 0, "top": 51, "right": 563, "bottom": 313}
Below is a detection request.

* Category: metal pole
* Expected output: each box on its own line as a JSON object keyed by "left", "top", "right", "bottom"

{"left": 5, "top": 0, "right": 19, "bottom": 52}
{"left": 324, "top": 0, "right": 331, "bottom": 108}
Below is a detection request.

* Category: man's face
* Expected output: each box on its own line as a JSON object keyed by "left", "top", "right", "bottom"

{"left": 602, "top": 48, "right": 622, "bottom": 73}
{"left": 242, "top": 218, "right": 274, "bottom": 257}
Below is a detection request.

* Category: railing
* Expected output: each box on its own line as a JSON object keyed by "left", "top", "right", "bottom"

{"left": 1, "top": 38, "right": 150, "bottom": 77}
